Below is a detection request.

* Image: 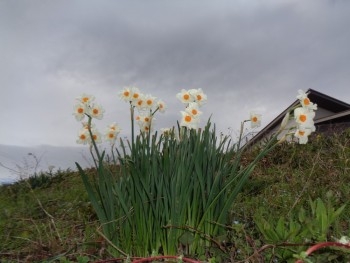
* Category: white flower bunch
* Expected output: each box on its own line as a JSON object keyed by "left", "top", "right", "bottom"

{"left": 105, "top": 123, "right": 122, "bottom": 145}
{"left": 73, "top": 94, "right": 105, "bottom": 121}
{"left": 119, "top": 87, "right": 166, "bottom": 113}
{"left": 119, "top": 86, "right": 166, "bottom": 134}
{"left": 73, "top": 94, "right": 121, "bottom": 146}
{"left": 76, "top": 122, "right": 102, "bottom": 145}
{"left": 176, "top": 88, "right": 207, "bottom": 129}
{"left": 293, "top": 90, "right": 317, "bottom": 144}
{"left": 73, "top": 94, "right": 105, "bottom": 145}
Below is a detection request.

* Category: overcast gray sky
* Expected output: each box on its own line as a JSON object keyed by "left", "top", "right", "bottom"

{"left": 1, "top": 0, "right": 350, "bottom": 148}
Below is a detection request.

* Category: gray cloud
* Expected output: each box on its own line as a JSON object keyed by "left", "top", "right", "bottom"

{"left": 1, "top": 0, "right": 350, "bottom": 151}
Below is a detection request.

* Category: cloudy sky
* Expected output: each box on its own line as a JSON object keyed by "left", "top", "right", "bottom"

{"left": 1, "top": 0, "right": 350, "bottom": 180}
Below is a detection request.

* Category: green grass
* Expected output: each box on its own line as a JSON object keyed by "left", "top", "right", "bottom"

{"left": 1, "top": 129, "right": 350, "bottom": 262}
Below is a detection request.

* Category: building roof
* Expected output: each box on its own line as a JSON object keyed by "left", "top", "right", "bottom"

{"left": 248, "top": 89, "right": 350, "bottom": 146}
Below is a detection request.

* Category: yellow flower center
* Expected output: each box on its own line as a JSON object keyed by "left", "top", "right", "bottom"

{"left": 183, "top": 94, "right": 190, "bottom": 100}
{"left": 304, "top": 98, "right": 310, "bottom": 105}
{"left": 185, "top": 115, "right": 192, "bottom": 122}
{"left": 124, "top": 91, "right": 130, "bottom": 97}
{"left": 252, "top": 116, "right": 258, "bottom": 122}
{"left": 93, "top": 109, "right": 99, "bottom": 115}
{"left": 192, "top": 109, "right": 197, "bottom": 115}
{"left": 299, "top": 114, "right": 307, "bottom": 122}
{"left": 77, "top": 108, "right": 84, "bottom": 114}
{"left": 147, "top": 100, "right": 152, "bottom": 105}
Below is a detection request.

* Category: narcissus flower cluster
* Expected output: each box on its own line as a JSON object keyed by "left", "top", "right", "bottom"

{"left": 293, "top": 90, "right": 317, "bottom": 144}
{"left": 73, "top": 94, "right": 121, "bottom": 145}
{"left": 119, "top": 86, "right": 166, "bottom": 133}
{"left": 176, "top": 88, "right": 207, "bottom": 129}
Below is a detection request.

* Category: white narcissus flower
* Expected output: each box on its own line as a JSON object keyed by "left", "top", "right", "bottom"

{"left": 250, "top": 112, "right": 262, "bottom": 128}
{"left": 105, "top": 131, "right": 118, "bottom": 143}
{"left": 77, "top": 94, "right": 95, "bottom": 104}
{"left": 144, "top": 94, "right": 157, "bottom": 109}
{"left": 157, "top": 100, "right": 166, "bottom": 113}
{"left": 189, "top": 88, "right": 207, "bottom": 106}
{"left": 107, "top": 123, "right": 121, "bottom": 133}
{"left": 132, "top": 94, "right": 146, "bottom": 110}
{"left": 130, "top": 87, "right": 142, "bottom": 102}
{"left": 76, "top": 129, "right": 90, "bottom": 145}
{"left": 73, "top": 103, "right": 86, "bottom": 121}
{"left": 141, "top": 114, "right": 152, "bottom": 124}
{"left": 294, "top": 107, "right": 315, "bottom": 129}
{"left": 180, "top": 111, "right": 199, "bottom": 129}
{"left": 185, "top": 103, "right": 202, "bottom": 118}
{"left": 81, "top": 122, "right": 96, "bottom": 131}
{"left": 88, "top": 104, "right": 105, "bottom": 120}
{"left": 294, "top": 128, "right": 312, "bottom": 144}
{"left": 105, "top": 123, "right": 121, "bottom": 144}
{"left": 119, "top": 87, "right": 133, "bottom": 102}
{"left": 176, "top": 89, "right": 194, "bottom": 104}
{"left": 137, "top": 114, "right": 155, "bottom": 129}
{"left": 297, "top": 90, "right": 317, "bottom": 111}
{"left": 139, "top": 123, "right": 152, "bottom": 133}
{"left": 90, "top": 129, "right": 102, "bottom": 144}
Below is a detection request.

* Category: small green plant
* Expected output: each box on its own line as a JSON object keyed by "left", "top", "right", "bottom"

{"left": 255, "top": 196, "right": 347, "bottom": 261}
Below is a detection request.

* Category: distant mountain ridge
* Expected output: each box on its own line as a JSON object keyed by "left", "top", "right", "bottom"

{"left": 0, "top": 144, "right": 93, "bottom": 184}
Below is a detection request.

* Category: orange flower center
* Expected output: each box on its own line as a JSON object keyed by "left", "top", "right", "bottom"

{"left": 93, "top": 109, "right": 99, "bottom": 115}
{"left": 82, "top": 97, "right": 89, "bottom": 103}
{"left": 185, "top": 116, "right": 192, "bottom": 122}
{"left": 133, "top": 93, "right": 139, "bottom": 99}
{"left": 77, "top": 108, "right": 84, "bottom": 114}
{"left": 299, "top": 131, "right": 305, "bottom": 136}
{"left": 145, "top": 117, "right": 150, "bottom": 122}
{"left": 252, "top": 116, "right": 258, "bottom": 122}
{"left": 145, "top": 126, "right": 149, "bottom": 131}
{"left": 136, "top": 116, "right": 140, "bottom": 121}
{"left": 197, "top": 95, "right": 202, "bottom": 101}
{"left": 159, "top": 104, "right": 163, "bottom": 108}
{"left": 93, "top": 135, "right": 97, "bottom": 140}
{"left": 137, "top": 100, "right": 143, "bottom": 106}
{"left": 192, "top": 109, "right": 197, "bottom": 115}
{"left": 109, "top": 133, "right": 115, "bottom": 138}
{"left": 299, "top": 114, "right": 307, "bottom": 122}
{"left": 147, "top": 100, "right": 152, "bottom": 105}
{"left": 124, "top": 91, "right": 130, "bottom": 97}
{"left": 304, "top": 98, "right": 310, "bottom": 105}
{"left": 183, "top": 94, "right": 190, "bottom": 100}
{"left": 80, "top": 134, "right": 86, "bottom": 140}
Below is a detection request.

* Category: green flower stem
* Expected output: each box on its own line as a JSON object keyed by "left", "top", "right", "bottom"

{"left": 87, "top": 116, "right": 101, "bottom": 160}
{"left": 130, "top": 102, "right": 135, "bottom": 153}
